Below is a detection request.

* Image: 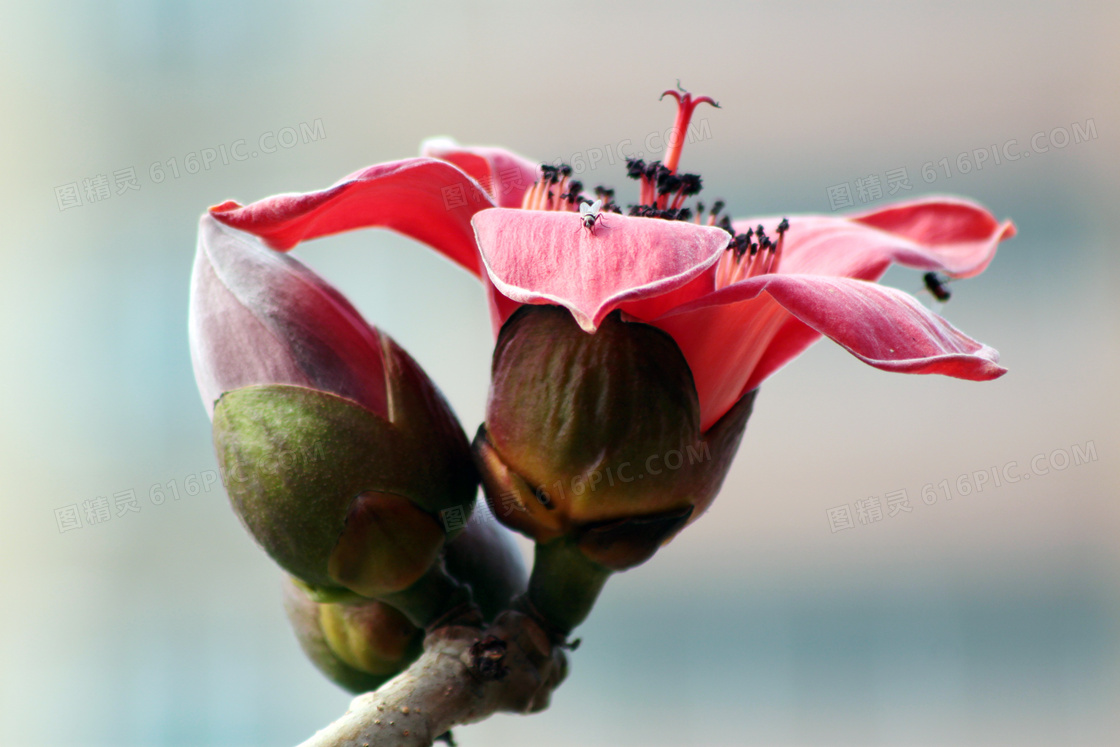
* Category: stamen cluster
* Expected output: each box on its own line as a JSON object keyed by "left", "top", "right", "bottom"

{"left": 729, "top": 219, "right": 790, "bottom": 259}
{"left": 624, "top": 157, "right": 704, "bottom": 216}
{"left": 521, "top": 163, "right": 622, "bottom": 214}
{"left": 521, "top": 85, "right": 790, "bottom": 280}
{"left": 715, "top": 218, "right": 791, "bottom": 287}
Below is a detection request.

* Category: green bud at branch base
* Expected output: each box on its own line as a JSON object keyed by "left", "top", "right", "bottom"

{"left": 282, "top": 576, "right": 422, "bottom": 693}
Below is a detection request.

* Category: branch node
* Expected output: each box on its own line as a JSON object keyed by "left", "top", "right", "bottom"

{"left": 467, "top": 635, "right": 509, "bottom": 681}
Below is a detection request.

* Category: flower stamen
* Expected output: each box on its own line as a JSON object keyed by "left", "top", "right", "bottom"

{"left": 717, "top": 218, "right": 790, "bottom": 287}
{"left": 521, "top": 162, "right": 622, "bottom": 217}
{"left": 625, "top": 158, "right": 706, "bottom": 215}
{"left": 524, "top": 86, "right": 730, "bottom": 237}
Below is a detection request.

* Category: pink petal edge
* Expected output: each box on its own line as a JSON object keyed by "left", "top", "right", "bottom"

{"left": 210, "top": 158, "right": 494, "bottom": 277}
{"left": 732, "top": 197, "right": 1015, "bottom": 282}
{"left": 654, "top": 274, "right": 1006, "bottom": 429}
{"left": 473, "top": 208, "right": 731, "bottom": 332}
{"left": 420, "top": 138, "right": 540, "bottom": 209}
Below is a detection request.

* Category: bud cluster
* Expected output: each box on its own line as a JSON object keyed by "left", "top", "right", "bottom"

{"left": 191, "top": 85, "right": 1012, "bottom": 730}
{"left": 190, "top": 85, "right": 766, "bottom": 689}
{"left": 191, "top": 212, "right": 753, "bottom": 650}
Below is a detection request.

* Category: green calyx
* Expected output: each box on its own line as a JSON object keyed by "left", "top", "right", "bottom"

{"left": 213, "top": 384, "right": 477, "bottom": 596}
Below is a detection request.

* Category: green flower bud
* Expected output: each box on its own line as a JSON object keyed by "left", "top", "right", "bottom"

{"left": 282, "top": 577, "right": 422, "bottom": 693}
{"left": 214, "top": 379, "right": 475, "bottom": 602}
{"left": 195, "top": 215, "right": 478, "bottom": 621}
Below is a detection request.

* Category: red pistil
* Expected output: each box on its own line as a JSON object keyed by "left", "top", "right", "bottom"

{"left": 659, "top": 83, "right": 719, "bottom": 176}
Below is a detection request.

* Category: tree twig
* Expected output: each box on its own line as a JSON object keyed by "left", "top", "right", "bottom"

{"left": 297, "top": 611, "right": 567, "bottom": 747}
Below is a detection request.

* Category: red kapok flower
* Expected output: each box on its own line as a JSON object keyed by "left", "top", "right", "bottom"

{"left": 206, "top": 88, "right": 1014, "bottom": 631}
{"left": 210, "top": 88, "right": 1013, "bottom": 432}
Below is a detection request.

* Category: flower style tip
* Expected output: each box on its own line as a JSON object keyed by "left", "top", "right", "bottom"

{"left": 659, "top": 82, "right": 719, "bottom": 174}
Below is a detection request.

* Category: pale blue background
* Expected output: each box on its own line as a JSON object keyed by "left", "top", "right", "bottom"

{"left": 1, "top": 2, "right": 1117, "bottom": 745}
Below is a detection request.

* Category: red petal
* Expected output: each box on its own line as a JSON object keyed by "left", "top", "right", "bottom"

{"left": 421, "top": 138, "right": 540, "bottom": 209}
{"left": 654, "top": 275, "right": 1006, "bottom": 429}
{"left": 473, "top": 208, "right": 731, "bottom": 332}
{"left": 190, "top": 215, "right": 389, "bottom": 420}
{"left": 210, "top": 158, "right": 494, "bottom": 276}
{"left": 732, "top": 197, "right": 1015, "bottom": 282}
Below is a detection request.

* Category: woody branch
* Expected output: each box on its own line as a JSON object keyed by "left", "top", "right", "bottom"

{"left": 297, "top": 611, "right": 566, "bottom": 747}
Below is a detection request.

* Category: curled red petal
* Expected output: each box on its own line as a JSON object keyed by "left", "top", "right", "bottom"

{"left": 473, "top": 208, "right": 731, "bottom": 332}
{"left": 420, "top": 138, "right": 540, "bottom": 209}
{"left": 190, "top": 214, "right": 389, "bottom": 420}
{"left": 654, "top": 275, "right": 1006, "bottom": 430}
{"left": 210, "top": 158, "right": 493, "bottom": 276}
{"left": 732, "top": 197, "right": 1014, "bottom": 283}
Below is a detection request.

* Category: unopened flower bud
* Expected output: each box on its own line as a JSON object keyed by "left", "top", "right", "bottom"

{"left": 192, "top": 216, "right": 477, "bottom": 610}
{"left": 474, "top": 305, "right": 756, "bottom": 633}
{"left": 282, "top": 577, "right": 422, "bottom": 693}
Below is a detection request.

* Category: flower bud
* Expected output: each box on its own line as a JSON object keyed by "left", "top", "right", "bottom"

{"left": 192, "top": 215, "right": 477, "bottom": 610}
{"left": 282, "top": 576, "right": 422, "bottom": 693}
{"left": 474, "top": 305, "right": 757, "bottom": 633}
{"left": 478, "top": 305, "right": 755, "bottom": 568}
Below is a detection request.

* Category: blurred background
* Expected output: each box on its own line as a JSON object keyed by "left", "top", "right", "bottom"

{"left": 2, "top": 1, "right": 1117, "bottom": 745}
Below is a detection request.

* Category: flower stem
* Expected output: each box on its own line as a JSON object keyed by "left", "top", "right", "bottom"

{"left": 378, "top": 561, "right": 474, "bottom": 629}
{"left": 524, "top": 539, "right": 612, "bottom": 637}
